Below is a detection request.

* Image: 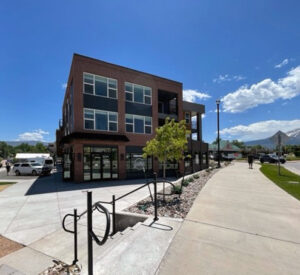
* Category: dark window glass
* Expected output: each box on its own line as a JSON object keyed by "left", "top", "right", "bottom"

{"left": 84, "top": 73, "right": 93, "bottom": 84}
{"left": 85, "top": 120, "right": 94, "bottom": 129}
{"left": 95, "top": 112, "right": 108, "bottom": 130}
{"left": 21, "top": 164, "right": 29, "bottom": 167}
{"left": 145, "top": 126, "right": 151, "bottom": 134}
{"left": 125, "top": 82, "right": 133, "bottom": 92}
{"left": 109, "top": 79, "right": 117, "bottom": 89}
{"left": 126, "top": 124, "right": 133, "bottom": 132}
{"left": 84, "top": 84, "right": 93, "bottom": 94}
{"left": 134, "top": 85, "right": 144, "bottom": 103}
{"left": 109, "top": 89, "right": 117, "bottom": 98}
{"left": 134, "top": 117, "right": 144, "bottom": 133}
{"left": 109, "top": 113, "right": 117, "bottom": 122}
{"left": 144, "top": 88, "right": 151, "bottom": 96}
{"left": 145, "top": 96, "right": 151, "bottom": 105}
{"left": 126, "top": 92, "right": 133, "bottom": 101}
{"left": 84, "top": 110, "right": 94, "bottom": 119}
{"left": 109, "top": 122, "right": 117, "bottom": 131}
{"left": 95, "top": 77, "right": 107, "bottom": 96}
{"left": 126, "top": 115, "right": 133, "bottom": 123}
{"left": 14, "top": 164, "right": 19, "bottom": 167}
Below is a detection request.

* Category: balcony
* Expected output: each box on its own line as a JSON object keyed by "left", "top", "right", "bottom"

{"left": 158, "top": 90, "right": 178, "bottom": 126}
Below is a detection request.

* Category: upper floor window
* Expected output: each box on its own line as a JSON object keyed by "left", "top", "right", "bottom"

{"left": 185, "top": 112, "right": 191, "bottom": 124}
{"left": 83, "top": 73, "right": 117, "bottom": 99}
{"left": 84, "top": 108, "right": 118, "bottom": 132}
{"left": 125, "top": 114, "right": 152, "bottom": 134}
{"left": 125, "top": 82, "right": 152, "bottom": 105}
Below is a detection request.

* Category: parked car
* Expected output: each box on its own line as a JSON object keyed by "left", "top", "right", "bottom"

{"left": 259, "top": 154, "right": 286, "bottom": 164}
{"left": 13, "top": 162, "right": 50, "bottom": 176}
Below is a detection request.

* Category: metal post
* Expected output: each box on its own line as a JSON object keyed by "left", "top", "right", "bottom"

{"left": 112, "top": 195, "right": 116, "bottom": 235}
{"left": 87, "top": 191, "right": 93, "bottom": 275}
{"left": 72, "top": 208, "right": 78, "bottom": 265}
{"left": 216, "top": 99, "right": 221, "bottom": 168}
{"left": 153, "top": 172, "right": 158, "bottom": 221}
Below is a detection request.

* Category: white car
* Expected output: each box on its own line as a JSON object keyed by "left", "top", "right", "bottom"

{"left": 13, "top": 162, "right": 44, "bottom": 176}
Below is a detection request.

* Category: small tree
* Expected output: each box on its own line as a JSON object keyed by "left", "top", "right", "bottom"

{"left": 143, "top": 118, "right": 190, "bottom": 180}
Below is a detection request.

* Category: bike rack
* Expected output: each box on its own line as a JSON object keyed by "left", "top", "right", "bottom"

{"left": 61, "top": 172, "right": 183, "bottom": 274}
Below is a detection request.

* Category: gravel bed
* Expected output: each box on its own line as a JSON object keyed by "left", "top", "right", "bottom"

{"left": 125, "top": 168, "right": 218, "bottom": 219}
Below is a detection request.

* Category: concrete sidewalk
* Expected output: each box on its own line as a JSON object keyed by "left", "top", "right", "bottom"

{"left": 158, "top": 162, "right": 300, "bottom": 275}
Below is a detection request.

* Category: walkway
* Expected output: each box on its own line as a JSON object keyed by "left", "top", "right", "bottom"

{"left": 0, "top": 172, "right": 166, "bottom": 245}
{"left": 158, "top": 162, "right": 300, "bottom": 275}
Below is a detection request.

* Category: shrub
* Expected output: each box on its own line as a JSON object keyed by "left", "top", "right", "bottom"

{"left": 173, "top": 185, "right": 182, "bottom": 194}
{"left": 182, "top": 180, "right": 189, "bottom": 187}
{"left": 193, "top": 174, "right": 199, "bottom": 179}
{"left": 188, "top": 177, "right": 194, "bottom": 183}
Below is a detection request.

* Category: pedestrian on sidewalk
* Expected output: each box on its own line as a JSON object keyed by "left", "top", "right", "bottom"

{"left": 248, "top": 153, "right": 254, "bottom": 169}
{"left": 6, "top": 161, "right": 11, "bottom": 175}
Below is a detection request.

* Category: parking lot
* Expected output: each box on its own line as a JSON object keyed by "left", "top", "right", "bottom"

{"left": 0, "top": 167, "right": 38, "bottom": 180}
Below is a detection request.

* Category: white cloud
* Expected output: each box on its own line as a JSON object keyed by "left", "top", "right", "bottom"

{"left": 220, "top": 119, "right": 300, "bottom": 141}
{"left": 222, "top": 66, "right": 300, "bottom": 113}
{"left": 213, "top": 74, "right": 245, "bottom": 83}
{"left": 183, "top": 89, "right": 211, "bottom": 102}
{"left": 17, "top": 129, "right": 49, "bottom": 142}
{"left": 62, "top": 83, "right": 67, "bottom": 89}
{"left": 275, "top": 58, "right": 289, "bottom": 69}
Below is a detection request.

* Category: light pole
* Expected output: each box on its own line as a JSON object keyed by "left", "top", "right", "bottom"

{"left": 216, "top": 99, "right": 221, "bottom": 168}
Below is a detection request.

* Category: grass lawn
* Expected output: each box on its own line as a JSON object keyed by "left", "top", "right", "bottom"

{"left": 260, "top": 164, "right": 300, "bottom": 201}
{"left": 0, "top": 181, "right": 17, "bottom": 192}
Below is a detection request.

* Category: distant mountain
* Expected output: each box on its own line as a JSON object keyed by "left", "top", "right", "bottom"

{"left": 1, "top": 141, "right": 49, "bottom": 147}
{"left": 244, "top": 129, "right": 300, "bottom": 148}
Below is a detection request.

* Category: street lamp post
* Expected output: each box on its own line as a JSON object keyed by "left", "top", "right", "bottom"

{"left": 216, "top": 99, "right": 221, "bottom": 168}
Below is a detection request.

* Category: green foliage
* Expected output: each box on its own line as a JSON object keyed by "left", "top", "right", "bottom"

{"left": 182, "top": 180, "right": 189, "bottom": 187}
{"left": 212, "top": 137, "right": 222, "bottom": 145}
{"left": 231, "top": 140, "right": 245, "bottom": 149}
{"left": 260, "top": 164, "right": 300, "bottom": 201}
{"left": 173, "top": 185, "right": 182, "bottom": 194}
{"left": 188, "top": 177, "right": 194, "bottom": 183}
{"left": 193, "top": 174, "right": 199, "bottom": 179}
{"left": 0, "top": 141, "right": 49, "bottom": 159}
{"left": 143, "top": 118, "right": 190, "bottom": 178}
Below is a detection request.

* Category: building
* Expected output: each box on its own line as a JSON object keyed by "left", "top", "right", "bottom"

{"left": 209, "top": 140, "right": 242, "bottom": 160}
{"left": 56, "top": 54, "right": 208, "bottom": 182}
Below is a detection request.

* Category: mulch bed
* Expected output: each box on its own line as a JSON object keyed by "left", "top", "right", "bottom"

{"left": 125, "top": 168, "right": 218, "bottom": 219}
{"left": 0, "top": 235, "right": 24, "bottom": 258}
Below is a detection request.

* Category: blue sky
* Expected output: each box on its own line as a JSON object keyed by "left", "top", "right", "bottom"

{"left": 0, "top": 0, "right": 300, "bottom": 143}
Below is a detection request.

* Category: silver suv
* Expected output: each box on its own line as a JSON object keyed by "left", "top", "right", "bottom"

{"left": 13, "top": 162, "right": 43, "bottom": 176}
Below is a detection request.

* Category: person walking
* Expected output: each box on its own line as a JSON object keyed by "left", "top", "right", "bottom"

{"left": 6, "top": 161, "right": 11, "bottom": 176}
{"left": 247, "top": 154, "right": 254, "bottom": 169}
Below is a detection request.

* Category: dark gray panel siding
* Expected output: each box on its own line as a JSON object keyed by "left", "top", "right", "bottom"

{"left": 125, "top": 102, "right": 152, "bottom": 116}
{"left": 83, "top": 94, "right": 118, "bottom": 112}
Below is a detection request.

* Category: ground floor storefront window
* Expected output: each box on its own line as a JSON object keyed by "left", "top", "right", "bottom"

{"left": 63, "top": 148, "right": 73, "bottom": 181}
{"left": 83, "top": 146, "right": 118, "bottom": 181}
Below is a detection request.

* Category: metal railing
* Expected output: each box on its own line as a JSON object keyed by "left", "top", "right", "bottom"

{"left": 62, "top": 172, "right": 180, "bottom": 274}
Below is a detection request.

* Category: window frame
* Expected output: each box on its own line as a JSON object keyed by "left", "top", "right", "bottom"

{"left": 125, "top": 114, "right": 152, "bottom": 134}
{"left": 185, "top": 112, "right": 191, "bottom": 124}
{"left": 125, "top": 82, "right": 152, "bottom": 105}
{"left": 84, "top": 108, "right": 118, "bottom": 132}
{"left": 83, "top": 72, "right": 118, "bottom": 99}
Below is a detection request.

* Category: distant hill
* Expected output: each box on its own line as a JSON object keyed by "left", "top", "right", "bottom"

{"left": 244, "top": 129, "right": 300, "bottom": 148}
{"left": 1, "top": 141, "right": 50, "bottom": 147}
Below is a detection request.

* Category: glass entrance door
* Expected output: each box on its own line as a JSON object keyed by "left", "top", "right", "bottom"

{"left": 92, "top": 154, "right": 101, "bottom": 180}
{"left": 91, "top": 153, "right": 112, "bottom": 180}
{"left": 102, "top": 154, "right": 111, "bottom": 179}
{"left": 84, "top": 146, "right": 118, "bottom": 181}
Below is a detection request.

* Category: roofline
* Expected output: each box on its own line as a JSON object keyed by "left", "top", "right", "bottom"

{"left": 73, "top": 53, "right": 183, "bottom": 86}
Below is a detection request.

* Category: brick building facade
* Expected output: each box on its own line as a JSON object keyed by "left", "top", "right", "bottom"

{"left": 56, "top": 54, "right": 208, "bottom": 182}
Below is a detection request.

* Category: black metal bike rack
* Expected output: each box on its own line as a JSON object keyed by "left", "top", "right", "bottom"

{"left": 61, "top": 172, "right": 181, "bottom": 274}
